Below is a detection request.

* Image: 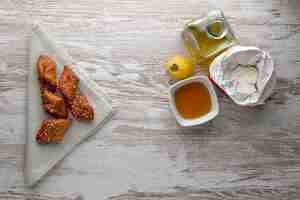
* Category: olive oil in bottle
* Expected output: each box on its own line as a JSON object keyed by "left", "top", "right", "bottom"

{"left": 182, "top": 10, "right": 237, "bottom": 67}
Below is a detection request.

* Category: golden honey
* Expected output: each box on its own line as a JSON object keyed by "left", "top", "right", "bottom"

{"left": 175, "top": 82, "right": 211, "bottom": 119}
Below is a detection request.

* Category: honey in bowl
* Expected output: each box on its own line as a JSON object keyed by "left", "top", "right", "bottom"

{"left": 174, "top": 82, "right": 212, "bottom": 119}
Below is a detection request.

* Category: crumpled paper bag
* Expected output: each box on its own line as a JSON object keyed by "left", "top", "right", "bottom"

{"left": 210, "top": 45, "right": 276, "bottom": 106}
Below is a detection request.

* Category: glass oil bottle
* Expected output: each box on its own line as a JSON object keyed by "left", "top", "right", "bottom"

{"left": 182, "top": 10, "right": 237, "bottom": 68}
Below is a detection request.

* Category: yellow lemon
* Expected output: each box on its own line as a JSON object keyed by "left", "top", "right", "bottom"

{"left": 165, "top": 55, "right": 194, "bottom": 80}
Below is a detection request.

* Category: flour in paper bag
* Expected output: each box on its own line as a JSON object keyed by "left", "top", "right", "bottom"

{"left": 210, "top": 46, "right": 276, "bottom": 106}
{"left": 229, "top": 65, "right": 258, "bottom": 95}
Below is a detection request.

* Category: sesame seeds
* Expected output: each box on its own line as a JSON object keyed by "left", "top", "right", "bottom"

{"left": 36, "top": 58, "right": 95, "bottom": 145}
{"left": 36, "top": 119, "right": 70, "bottom": 144}
{"left": 70, "top": 95, "right": 94, "bottom": 121}
{"left": 42, "top": 89, "right": 68, "bottom": 118}
{"left": 37, "top": 55, "right": 57, "bottom": 91}
{"left": 58, "top": 66, "right": 80, "bottom": 100}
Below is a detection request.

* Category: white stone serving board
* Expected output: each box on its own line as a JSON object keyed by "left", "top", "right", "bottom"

{"left": 24, "top": 24, "right": 114, "bottom": 187}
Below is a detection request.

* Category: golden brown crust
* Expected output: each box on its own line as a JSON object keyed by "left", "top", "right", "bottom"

{"left": 37, "top": 55, "right": 57, "bottom": 91}
{"left": 36, "top": 118, "right": 70, "bottom": 144}
{"left": 35, "top": 57, "right": 95, "bottom": 145}
{"left": 70, "top": 95, "right": 94, "bottom": 121}
{"left": 58, "top": 66, "right": 79, "bottom": 100}
{"left": 41, "top": 89, "right": 68, "bottom": 118}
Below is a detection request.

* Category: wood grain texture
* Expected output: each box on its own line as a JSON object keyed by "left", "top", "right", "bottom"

{"left": 109, "top": 186, "right": 300, "bottom": 200}
{"left": 0, "top": 191, "right": 81, "bottom": 200}
{"left": 1, "top": 0, "right": 300, "bottom": 199}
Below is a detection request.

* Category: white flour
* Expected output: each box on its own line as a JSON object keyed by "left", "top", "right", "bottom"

{"left": 229, "top": 65, "right": 258, "bottom": 95}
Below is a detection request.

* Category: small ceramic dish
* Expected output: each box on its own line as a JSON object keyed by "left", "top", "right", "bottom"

{"left": 169, "top": 76, "right": 219, "bottom": 127}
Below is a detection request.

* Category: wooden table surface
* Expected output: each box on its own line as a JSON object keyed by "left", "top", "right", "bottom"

{"left": 1, "top": 0, "right": 300, "bottom": 199}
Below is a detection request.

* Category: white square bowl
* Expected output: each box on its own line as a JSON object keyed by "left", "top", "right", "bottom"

{"left": 169, "top": 76, "right": 219, "bottom": 127}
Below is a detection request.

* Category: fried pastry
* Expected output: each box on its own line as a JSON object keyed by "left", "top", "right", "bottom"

{"left": 36, "top": 118, "right": 70, "bottom": 144}
{"left": 37, "top": 55, "right": 57, "bottom": 91}
{"left": 70, "top": 95, "right": 94, "bottom": 121}
{"left": 58, "top": 66, "right": 79, "bottom": 100}
{"left": 41, "top": 89, "right": 68, "bottom": 118}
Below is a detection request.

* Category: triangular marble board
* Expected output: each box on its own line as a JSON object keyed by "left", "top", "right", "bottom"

{"left": 25, "top": 24, "right": 114, "bottom": 187}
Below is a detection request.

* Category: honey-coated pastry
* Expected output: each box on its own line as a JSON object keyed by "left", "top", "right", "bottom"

{"left": 70, "top": 95, "right": 94, "bottom": 121}
{"left": 37, "top": 55, "right": 57, "bottom": 91}
{"left": 58, "top": 66, "right": 79, "bottom": 100}
{"left": 36, "top": 118, "right": 70, "bottom": 144}
{"left": 41, "top": 89, "right": 68, "bottom": 118}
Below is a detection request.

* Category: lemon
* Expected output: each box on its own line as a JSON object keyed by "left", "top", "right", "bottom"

{"left": 164, "top": 55, "right": 194, "bottom": 80}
